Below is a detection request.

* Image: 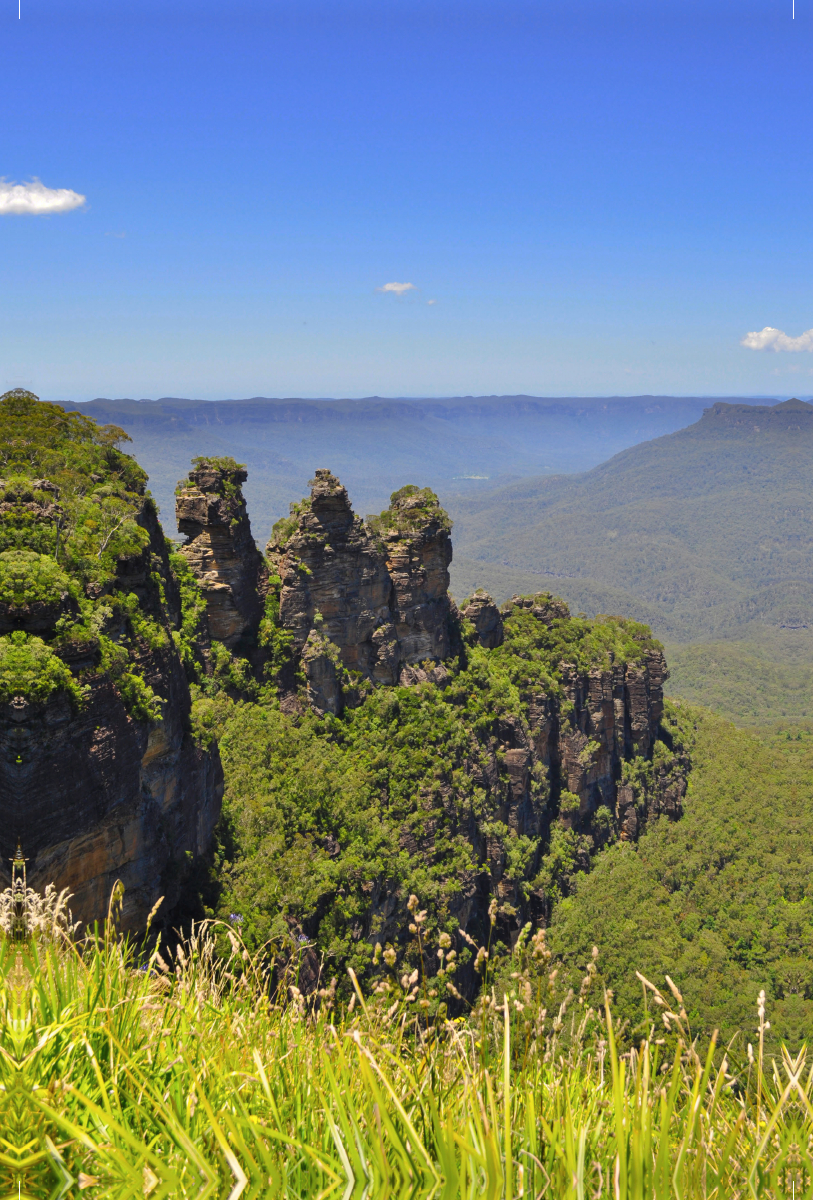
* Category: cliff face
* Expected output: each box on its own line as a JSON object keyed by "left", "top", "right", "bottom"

{"left": 2, "top": 495, "right": 223, "bottom": 930}
{"left": 1, "top": 503, "right": 223, "bottom": 931}
{"left": 1, "top": 397, "right": 684, "bottom": 947}
{"left": 176, "top": 460, "right": 268, "bottom": 649}
{"left": 0, "top": 391, "right": 223, "bottom": 932}
{"left": 391, "top": 593, "right": 681, "bottom": 931}
{"left": 215, "top": 495, "right": 687, "bottom": 997}
{"left": 266, "top": 472, "right": 453, "bottom": 706}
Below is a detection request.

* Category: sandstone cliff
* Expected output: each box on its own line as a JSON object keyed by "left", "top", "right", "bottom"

{"left": 373, "top": 591, "right": 683, "bottom": 957}
{"left": 10, "top": 508, "right": 223, "bottom": 930}
{"left": 0, "top": 391, "right": 223, "bottom": 931}
{"left": 175, "top": 458, "right": 268, "bottom": 651}
{"left": 185, "top": 464, "right": 687, "bottom": 988}
{"left": 0, "top": 395, "right": 685, "bottom": 952}
{"left": 265, "top": 471, "right": 453, "bottom": 710}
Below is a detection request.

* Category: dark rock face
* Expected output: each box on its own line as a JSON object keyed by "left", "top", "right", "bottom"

{"left": 267, "top": 471, "right": 453, "bottom": 699}
{"left": 176, "top": 462, "right": 268, "bottom": 648}
{"left": 384, "top": 487, "right": 453, "bottom": 675}
{"left": 302, "top": 629, "right": 344, "bottom": 716}
{"left": 0, "top": 501, "right": 223, "bottom": 931}
{"left": 354, "top": 603, "right": 681, "bottom": 971}
{"left": 460, "top": 590, "right": 504, "bottom": 649}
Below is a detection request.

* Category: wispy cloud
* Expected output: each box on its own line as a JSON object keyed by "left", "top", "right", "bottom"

{"left": 741, "top": 325, "right": 813, "bottom": 351}
{"left": 0, "top": 178, "right": 86, "bottom": 215}
{"left": 426, "top": 299, "right": 437, "bottom": 305}
{"left": 377, "top": 281, "right": 416, "bottom": 295}
{"left": 105, "top": 231, "right": 126, "bottom": 238}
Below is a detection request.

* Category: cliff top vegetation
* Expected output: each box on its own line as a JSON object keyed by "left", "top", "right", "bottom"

{"left": 0, "top": 389, "right": 171, "bottom": 718}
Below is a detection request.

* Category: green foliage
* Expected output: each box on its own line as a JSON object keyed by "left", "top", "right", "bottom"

{"left": 559, "top": 789, "right": 582, "bottom": 815}
{"left": 0, "top": 390, "right": 148, "bottom": 585}
{"left": 97, "top": 634, "right": 164, "bottom": 721}
{"left": 269, "top": 497, "right": 312, "bottom": 549}
{"left": 257, "top": 575, "right": 296, "bottom": 678}
{"left": 489, "top": 598, "right": 660, "bottom": 713}
{"left": 208, "top": 601, "right": 659, "bottom": 977}
{"left": 0, "top": 631, "right": 85, "bottom": 706}
{"left": 549, "top": 706, "right": 813, "bottom": 1053}
{"left": 367, "top": 484, "right": 452, "bottom": 540}
{"left": 665, "top": 633, "right": 813, "bottom": 724}
{"left": 191, "top": 454, "right": 245, "bottom": 473}
{"left": 0, "top": 390, "right": 175, "bottom": 721}
{"left": 0, "top": 550, "right": 76, "bottom": 607}
{"left": 176, "top": 457, "right": 247, "bottom": 503}
{"left": 168, "top": 548, "right": 209, "bottom": 673}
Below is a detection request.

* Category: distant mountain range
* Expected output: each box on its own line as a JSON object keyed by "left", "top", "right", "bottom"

{"left": 446, "top": 397, "right": 811, "bottom": 723}
{"left": 447, "top": 397, "right": 810, "bottom": 638}
{"left": 59, "top": 394, "right": 714, "bottom": 546}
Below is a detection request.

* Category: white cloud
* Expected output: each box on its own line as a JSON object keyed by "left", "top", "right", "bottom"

{"left": 0, "top": 178, "right": 86, "bottom": 216}
{"left": 377, "top": 281, "right": 416, "bottom": 295}
{"left": 426, "top": 299, "right": 437, "bottom": 305}
{"left": 741, "top": 325, "right": 813, "bottom": 351}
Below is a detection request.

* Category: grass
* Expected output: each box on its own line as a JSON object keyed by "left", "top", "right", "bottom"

{"left": 1, "top": 885, "right": 812, "bottom": 1198}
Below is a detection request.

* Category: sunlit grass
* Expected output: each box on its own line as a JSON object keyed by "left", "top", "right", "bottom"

{"left": 0, "top": 886, "right": 811, "bottom": 1198}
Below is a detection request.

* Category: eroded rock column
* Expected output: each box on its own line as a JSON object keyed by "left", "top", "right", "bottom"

{"left": 176, "top": 460, "right": 267, "bottom": 649}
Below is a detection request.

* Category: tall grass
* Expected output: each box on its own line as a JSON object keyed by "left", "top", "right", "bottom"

{"left": 0, "top": 884, "right": 810, "bottom": 1198}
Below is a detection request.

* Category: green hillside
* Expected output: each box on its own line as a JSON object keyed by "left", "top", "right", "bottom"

{"left": 550, "top": 711, "right": 813, "bottom": 1053}
{"left": 447, "top": 398, "right": 811, "bottom": 724}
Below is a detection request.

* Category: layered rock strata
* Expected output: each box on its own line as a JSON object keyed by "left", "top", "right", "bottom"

{"left": 176, "top": 460, "right": 268, "bottom": 649}
{"left": 362, "top": 595, "right": 684, "bottom": 977}
{"left": 266, "top": 471, "right": 453, "bottom": 707}
{"left": 460, "top": 589, "right": 504, "bottom": 649}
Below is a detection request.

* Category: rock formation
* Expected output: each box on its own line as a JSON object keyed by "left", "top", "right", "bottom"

{"left": 460, "top": 589, "right": 504, "bottom": 649}
{"left": 176, "top": 459, "right": 268, "bottom": 649}
{"left": 0, "top": 499, "right": 223, "bottom": 932}
{"left": 265, "top": 472, "right": 453, "bottom": 705}
{"left": 0, "top": 388, "right": 684, "bottom": 941}
{"left": 361, "top": 592, "right": 684, "bottom": 966}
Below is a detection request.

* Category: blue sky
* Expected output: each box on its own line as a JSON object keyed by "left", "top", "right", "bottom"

{"left": 2, "top": 0, "right": 812, "bottom": 401}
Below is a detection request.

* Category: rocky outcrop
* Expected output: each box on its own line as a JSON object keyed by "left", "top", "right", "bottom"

{"left": 176, "top": 460, "right": 268, "bottom": 649}
{"left": 384, "top": 486, "right": 453, "bottom": 667}
{"left": 351, "top": 594, "right": 683, "bottom": 977}
{"left": 266, "top": 472, "right": 453, "bottom": 698}
{"left": 0, "top": 498, "right": 223, "bottom": 932}
{"left": 460, "top": 590, "right": 504, "bottom": 648}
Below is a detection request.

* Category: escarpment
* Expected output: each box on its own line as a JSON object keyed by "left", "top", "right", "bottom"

{"left": 170, "top": 463, "right": 689, "bottom": 991}
{"left": 171, "top": 464, "right": 681, "bottom": 852}
{"left": 0, "top": 391, "right": 222, "bottom": 931}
